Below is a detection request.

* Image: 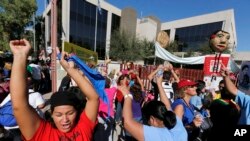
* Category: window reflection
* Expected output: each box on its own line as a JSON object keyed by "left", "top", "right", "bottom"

{"left": 175, "top": 22, "right": 223, "bottom": 52}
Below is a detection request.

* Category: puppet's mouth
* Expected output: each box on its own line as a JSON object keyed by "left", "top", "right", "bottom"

{"left": 217, "top": 45, "right": 226, "bottom": 49}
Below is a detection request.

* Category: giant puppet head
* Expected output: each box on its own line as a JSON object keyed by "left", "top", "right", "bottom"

{"left": 156, "top": 31, "right": 169, "bottom": 48}
{"left": 209, "top": 30, "right": 230, "bottom": 53}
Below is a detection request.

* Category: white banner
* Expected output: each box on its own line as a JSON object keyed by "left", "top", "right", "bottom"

{"left": 155, "top": 42, "right": 205, "bottom": 64}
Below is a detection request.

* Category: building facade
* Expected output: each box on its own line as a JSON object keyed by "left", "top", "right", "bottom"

{"left": 161, "top": 9, "right": 237, "bottom": 53}
{"left": 44, "top": 0, "right": 122, "bottom": 60}
{"left": 43, "top": 0, "right": 237, "bottom": 60}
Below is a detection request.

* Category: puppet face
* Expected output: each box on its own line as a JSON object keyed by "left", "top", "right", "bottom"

{"left": 210, "top": 31, "right": 230, "bottom": 52}
{"left": 157, "top": 31, "right": 169, "bottom": 48}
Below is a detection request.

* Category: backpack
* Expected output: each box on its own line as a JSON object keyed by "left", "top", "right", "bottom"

{"left": 0, "top": 101, "right": 17, "bottom": 127}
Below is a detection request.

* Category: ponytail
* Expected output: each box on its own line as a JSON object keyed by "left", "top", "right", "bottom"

{"left": 142, "top": 101, "right": 177, "bottom": 129}
{"left": 162, "top": 110, "right": 176, "bottom": 129}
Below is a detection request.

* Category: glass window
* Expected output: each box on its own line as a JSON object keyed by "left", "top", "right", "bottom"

{"left": 69, "top": 0, "right": 108, "bottom": 59}
{"left": 111, "top": 13, "right": 120, "bottom": 33}
{"left": 175, "top": 21, "right": 223, "bottom": 51}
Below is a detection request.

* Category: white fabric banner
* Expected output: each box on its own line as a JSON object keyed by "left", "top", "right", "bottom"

{"left": 154, "top": 42, "right": 240, "bottom": 72}
{"left": 155, "top": 42, "right": 205, "bottom": 64}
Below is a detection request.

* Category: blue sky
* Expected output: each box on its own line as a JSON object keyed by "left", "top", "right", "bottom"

{"left": 36, "top": 0, "right": 250, "bottom": 52}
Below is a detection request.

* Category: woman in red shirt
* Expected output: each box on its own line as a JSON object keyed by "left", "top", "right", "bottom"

{"left": 9, "top": 39, "right": 99, "bottom": 141}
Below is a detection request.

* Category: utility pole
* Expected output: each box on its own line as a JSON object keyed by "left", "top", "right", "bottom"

{"left": 51, "top": 0, "right": 57, "bottom": 93}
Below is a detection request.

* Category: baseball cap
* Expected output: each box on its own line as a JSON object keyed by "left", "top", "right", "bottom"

{"left": 178, "top": 79, "right": 197, "bottom": 89}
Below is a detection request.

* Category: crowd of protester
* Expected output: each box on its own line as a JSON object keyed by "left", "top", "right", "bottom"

{"left": 0, "top": 38, "right": 250, "bottom": 141}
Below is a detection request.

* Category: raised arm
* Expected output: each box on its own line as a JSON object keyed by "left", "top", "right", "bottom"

{"left": 136, "top": 74, "right": 145, "bottom": 92}
{"left": 10, "top": 39, "right": 41, "bottom": 140}
{"left": 59, "top": 52, "right": 99, "bottom": 122}
{"left": 119, "top": 85, "right": 144, "bottom": 141}
{"left": 169, "top": 64, "right": 180, "bottom": 83}
{"left": 147, "top": 65, "right": 163, "bottom": 81}
{"left": 220, "top": 64, "right": 238, "bottom": 96}
{"left": 156, "top": 75, "right": 172, "bottom": 110}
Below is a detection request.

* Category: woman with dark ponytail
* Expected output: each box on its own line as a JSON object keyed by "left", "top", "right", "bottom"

{"left": 119, "top": 73, "right": 187, "bottom": 141}
{"left": 142, "top": 101, "right": 176, "bottom": 129}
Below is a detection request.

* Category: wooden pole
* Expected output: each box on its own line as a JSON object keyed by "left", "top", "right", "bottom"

{"left": 51, "top": 0, "right": 57, "bottom": 93}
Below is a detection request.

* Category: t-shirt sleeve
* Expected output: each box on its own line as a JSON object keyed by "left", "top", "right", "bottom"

{"left": 235, "top": 90, "right": 250, "bottom": 108}
{"left": 79, "top": 111, "right": 98, "bottom": 136}
{"left": 22, "top": 120, "right": 50, "bottom": 141}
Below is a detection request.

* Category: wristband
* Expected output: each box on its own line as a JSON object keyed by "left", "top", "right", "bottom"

{"left": 124, "top": 94, "right": 133, "bottom": 100}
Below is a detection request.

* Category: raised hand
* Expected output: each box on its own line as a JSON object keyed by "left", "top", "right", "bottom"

{"left": 118, "top": 84, "right": 130, "bottom": 96}
{"left": 156, "top": 74, "right": 163, "bottom": 84}
{"left": 220, "top": 62, "right": 230, "bottom": 77}
{"left": 157, "top": 64, "right": 164, "bottom": 70}
{"left": 59, "top": 51, "right": 75, "bottom": 71}
{"left": 168, "top": 63, "right": 173, "bottom": 71}
{"left": 9, "top": 39, "right": 31, "bottom": 56}
{"left": 193, "top": 116, "right": 203, "bottom": 127}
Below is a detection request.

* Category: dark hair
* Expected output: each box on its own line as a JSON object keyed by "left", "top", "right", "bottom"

{"left": 105, "top": 77, "right": 111, "bottom": 88}
{"left": 242, "top": 65, "right": 249, "bottom": 71}
{"left": 195, "top": 80, "right": 206, "bottom": 94}
{"left": 209, "top": 30, "right": 229, "bottom": 40}
{"left": 48, "top": 90, "right": 84, "bottom": 128}
{"left": 50, "top": 91, "right": 83, "bottom": 113}
{"left": 0, "top": 68, "right": 3, "bottom": 75}
{"left": 117, "top": 74, "right": 129, "bottom": 85}
{"left": 219, "top": 80, "right": 224, "bottom": 85}
{"left": 142, "top": 101, "right": 176, "bottom": 129}
{"left": 202, "top": 93, "right": 213, "bottom": 109}
{"left": 130, "top": 83, "right": 143, "bottom": 102}
{"left": 163, "top": 71, "right": 171, "bottom": 81}
{"left": 220, "top": 86, "right": 235, "bottom": 100}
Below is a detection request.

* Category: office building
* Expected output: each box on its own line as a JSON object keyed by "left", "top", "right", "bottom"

{"left": 43, "top": 0, "right": 237, "bottom": 60}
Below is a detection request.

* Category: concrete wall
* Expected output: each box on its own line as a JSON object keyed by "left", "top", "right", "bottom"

{"left": 136, "top": 18, "right": 158, "bottom": 41}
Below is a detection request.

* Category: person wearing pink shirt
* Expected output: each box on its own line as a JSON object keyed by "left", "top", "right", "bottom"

{"left": 94, "top": 77, "right": 117, "bottom": 141}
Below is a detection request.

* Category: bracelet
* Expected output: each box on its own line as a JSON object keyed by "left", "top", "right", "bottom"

{"left": 124, "top": 94, "right": 133, "bottom": 100}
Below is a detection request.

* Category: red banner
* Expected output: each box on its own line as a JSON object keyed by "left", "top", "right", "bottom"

{"left": 203, "top": 54, "right": 230, "bottom": 76}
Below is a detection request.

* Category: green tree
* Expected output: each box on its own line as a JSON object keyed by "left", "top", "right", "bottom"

{"left": 196, "top": 40, "right": 214, "bottom": 55}
{"left": 0, "top": 0, "right": 37, "bottom": 51}
{"left": 165, "top": 40, "right": 179, "bottom": 53}
{"left": 140, "top": 38, "right": 155, "bottom": 57}
{"left": 109, "top": 30, "right": 144, "bottom": 62}
{"left": 35, "top": 15, "right": 45, "bottom": 51}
